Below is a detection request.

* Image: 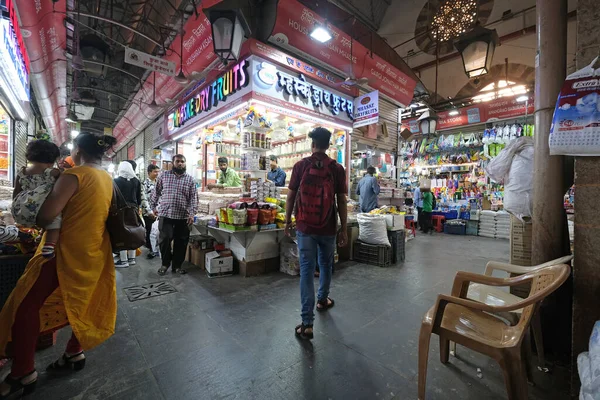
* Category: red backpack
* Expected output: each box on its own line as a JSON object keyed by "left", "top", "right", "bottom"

{"left": 296, "top": 156, "right": 337, "bottom": 228}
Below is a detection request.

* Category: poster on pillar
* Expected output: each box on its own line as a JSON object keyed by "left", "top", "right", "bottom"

{"left": 353, "top": 91, "right": 379, "bottom": 128}
{"left": 549, "top": 57, "right": 600, "bottom": 156}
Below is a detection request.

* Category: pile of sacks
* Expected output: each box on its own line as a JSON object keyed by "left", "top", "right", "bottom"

{"left": 478, "top": 210, "right": 510, "bottom": 240}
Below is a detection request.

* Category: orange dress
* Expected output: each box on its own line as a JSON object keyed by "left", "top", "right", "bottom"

{"left": 0, "top": 166, "right": 117, "bottom": 355}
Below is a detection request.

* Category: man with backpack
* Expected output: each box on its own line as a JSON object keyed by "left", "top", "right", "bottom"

{"left": 284, "top": 127, "right": 348, "bottom": 340}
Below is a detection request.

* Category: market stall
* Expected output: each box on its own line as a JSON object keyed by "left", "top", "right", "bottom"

{"left": 399, "top": 94, "right": 535, "bottom": 239}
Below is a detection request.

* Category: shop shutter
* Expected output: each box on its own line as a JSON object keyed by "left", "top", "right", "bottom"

{"left": 135, "top": 132, "right": 144, "bottom": 158}
{"left": 14, "top": 120, "right": 28, "bottom": 171}
{"left": 352, "top": 89, "right": 399, "bottom": 154}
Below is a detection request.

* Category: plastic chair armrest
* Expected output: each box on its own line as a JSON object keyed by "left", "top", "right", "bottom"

{"left": 484, "top": 261, "right": 535, "bottom": 276}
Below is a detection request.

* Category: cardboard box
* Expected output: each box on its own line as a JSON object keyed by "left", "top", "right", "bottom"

{"left": 237, "top": 259, "right": 266, "bottom": 277}
{"left": 205, "top": 251, "right": 234, "bottom": 274}
{"left": 510, "top": 216, "right": 533, "bottom": 266}
{"left": 190, "top": 248, "right": 213, "bottom": 270}
{"left": 264, "top": 257, "right": 280, "bottom": 273}
{"left": 383, "top": 214, "right": 405, "bottom": 231}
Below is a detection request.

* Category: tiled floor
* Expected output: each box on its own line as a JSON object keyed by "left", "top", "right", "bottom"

{"left": 3, "top": 234, "right": 570, "bottom": 399}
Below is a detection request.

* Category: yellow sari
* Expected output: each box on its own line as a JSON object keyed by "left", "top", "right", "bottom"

{"left": 0, "top": 166, "right": 117, "bottom": 355}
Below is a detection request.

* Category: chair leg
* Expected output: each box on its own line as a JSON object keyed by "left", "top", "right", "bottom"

{"left": 531, "top": 310, "right": 547, "bottom": 371}
{"left": 439, "top": 335, "right": 450, "bottom": 364}
{"left": 418, "top": 324, "right": 433, "bottom": 400}
{"left": 521, "top": 332, "right": 534, "bottom": 385}
{"left": 499, "top": 349, "right": 529, "bottom": 400}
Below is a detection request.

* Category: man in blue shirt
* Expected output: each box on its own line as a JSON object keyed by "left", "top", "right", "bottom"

{"left": 267, "top": 155, "right": 286, "bottom": 187}
{"left": 356, "top": 166, "right": 380, "bottom": 213}
{"left": 413, "top": 185, "right": 423, "bottom": 231}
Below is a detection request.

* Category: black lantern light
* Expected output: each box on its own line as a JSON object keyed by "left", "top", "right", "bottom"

{"left": 454, "top": 25, "right": 499, "bottom": 78}
{"left": 206, "top": 8, "right": 250, "bottom": 64}
{"left": 417, "top": 110, "right": 438, "bottom": 135}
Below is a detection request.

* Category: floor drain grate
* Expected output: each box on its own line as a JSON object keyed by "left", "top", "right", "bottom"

{"left": 123, "top": 281, "right": 177, "bottom": 302}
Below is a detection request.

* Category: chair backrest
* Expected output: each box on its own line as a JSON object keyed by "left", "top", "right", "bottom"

{"left": 535, "top": 255, "right": 574, "bottom": 270}
{"left": 515, "top": 264, "right": 571, "bottom": 330}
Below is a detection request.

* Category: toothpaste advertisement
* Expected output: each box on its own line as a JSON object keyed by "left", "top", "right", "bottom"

{"left": 549, "top": 57, "right": 600, "bottom": 156}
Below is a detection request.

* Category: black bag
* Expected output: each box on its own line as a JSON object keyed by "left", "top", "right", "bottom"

{"left": 106, "top": 182, "right": 146, "bottom": 251}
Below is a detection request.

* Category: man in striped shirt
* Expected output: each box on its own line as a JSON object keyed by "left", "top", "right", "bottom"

{"left": 150, "top": 154, "right": 198, "bottom": 276}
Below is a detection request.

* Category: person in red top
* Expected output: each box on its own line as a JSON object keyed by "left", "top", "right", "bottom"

{"left": 285, "top": 127, "right": 348, "bottom": 340}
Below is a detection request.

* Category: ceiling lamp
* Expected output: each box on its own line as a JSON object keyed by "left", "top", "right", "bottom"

{"left": 65, "top": 109, "right": 78, "bottom": 123}
{"left": 430, "top": 0, "right": 478, "bottom": 42}
{"left": 417, "top": 110, "right": 438, "bottom": 134}
{"left": 454, "top": 25, "right": 499, "bottom": 78}
{"left": 310, "top": 23, "right": 333, "bottom": 43}
{"left": 209, "top": 10, "right": 249, "bottom": 63}
{"left": 147, "top": 72, "right": 160, "bottom": 110}
{"left": 174, "top": 13, "right": 189, "bottom": 84}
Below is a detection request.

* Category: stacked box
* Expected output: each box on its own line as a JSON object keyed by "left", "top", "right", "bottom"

{"left": 510, "top": 216, "right": 533, "bottom": 266}
{"left": 478, "top": 210, "right": 510, "bottom": 239}
{"left": 353, "top": 241, "right": 392, "bottom": 267}
{"left": 387, "top": 230, "right": 406, "bottom": 263}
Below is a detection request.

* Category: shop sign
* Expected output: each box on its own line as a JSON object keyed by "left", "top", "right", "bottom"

{"left": 124, "top": 47, "right": 176, "bottom": 76}
{"left": 353, "top": 90, "right": 379, "bottom": 128}
{"left": 1, "top": 0, "right": 30, "bottom": 72}
{"left": 402, "top": 95, "right": 534, "bottom": 133}
{"left": 0, "top": 19, "right": 29, "bottom": 102}
{"left": 276, "top": 71, "right": 354, "bottom": 120}
{"left": 168, "top": 59, "right": 250, "bottom": 131}
{"left": 268, "top": 0, "right": 416, "bottom": 106}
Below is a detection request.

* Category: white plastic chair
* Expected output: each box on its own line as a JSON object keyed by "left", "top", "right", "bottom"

{"left": 452, "top": 255, "right": 574, "bottom": 370}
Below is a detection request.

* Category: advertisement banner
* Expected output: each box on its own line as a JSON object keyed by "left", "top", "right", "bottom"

{"left": 549, "top": 58, "right": 600, "bottom": 156}
{"left": 402, "top": 95, "right": 534, "bottom": 134}
{"left": 124, "top": 47, "right": 176, "bottom": 76}
{"left": 353, "top": 90, "right": 379, "bottom": 128}
{"left": 0, "top": 19, "right": 28, "bottom": 102}
{"left": 268, "top": 0, "right": 416, "bottom": 106}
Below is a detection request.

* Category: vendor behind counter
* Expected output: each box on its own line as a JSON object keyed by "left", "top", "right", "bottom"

{"left": 356, "top": 166, "right": 380, "bottom": 213}
{"left": 208, "top": 157, "right": 242, "bottom": 189}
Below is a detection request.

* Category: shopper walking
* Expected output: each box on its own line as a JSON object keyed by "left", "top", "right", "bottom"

{"left": 414, "top": 185, "right": 423, "bottom": 231}
{"left": 142, "top": 164, "right": 160, "bottom": 258}
{"left": 285, "top": 127, "right": 348, "bottom": 340}
{"left": 113, "top": 161, "right": 143, "bottom": 267}
{"left": 0, "top": 133, "right": 117, "bottom": 398}
{"left": 421, "top": 187, "right": 434, "bottom": 234}
{"left": 356, "top": 166, "right": 380, "bottom": 213}
{"left": 267, "top": 155, "right": 286, "bottom": 187}
{"left": 150, "top": 154, "right": 197, "bottom": 276}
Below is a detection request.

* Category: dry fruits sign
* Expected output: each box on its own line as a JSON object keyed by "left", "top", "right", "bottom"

{"left": 353, "top": 90, "right": 379, "bottom": 128}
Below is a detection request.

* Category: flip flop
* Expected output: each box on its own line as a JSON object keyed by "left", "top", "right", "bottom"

{"left": 157, "top": 266, "right": 168, "bottom": 276}
{"left": 316, "top": 297, "right": 335, "bottom": 311}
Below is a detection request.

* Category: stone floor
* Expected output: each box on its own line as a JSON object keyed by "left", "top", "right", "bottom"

{"left": 4, "top": 234, "right": 570, "bottom": 399}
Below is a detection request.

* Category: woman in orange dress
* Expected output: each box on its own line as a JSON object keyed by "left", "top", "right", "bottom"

{"left": 0, "top": 133, "right": 118, "bottom": 398}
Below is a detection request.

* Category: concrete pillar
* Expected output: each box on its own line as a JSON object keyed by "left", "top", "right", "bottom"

{"left": 571, "top": 0, "right": 600, "bottom": 395}
{"left": 532, "top": 0, "right": 567, "bottom": 265}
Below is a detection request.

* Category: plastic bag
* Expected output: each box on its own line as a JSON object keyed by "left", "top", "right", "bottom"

{"left": 357, "top": 213, "right": 390, "bottom": 246}
{"left": 231, "top": 208, "right": 247, "bottom": 225}
{"left": 485, "top": 137, "right": 534, "bottom": 222}
{"left": 280, "top": 237, "right": 299, "bottom": 276}
{"left": 150, "top": 220, "right": 160, "bottom": 255}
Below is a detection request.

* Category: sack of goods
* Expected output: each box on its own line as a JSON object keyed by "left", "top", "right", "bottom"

{"left": 357, "top": 213, "right": 391, "bottom": 247}
{"left": 485, "top": 137, "right": 534, "bottom": 222}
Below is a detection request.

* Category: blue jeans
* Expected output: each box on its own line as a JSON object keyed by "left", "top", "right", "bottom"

{"left": 297, "top": 231, "right": 336, "bottom": 326}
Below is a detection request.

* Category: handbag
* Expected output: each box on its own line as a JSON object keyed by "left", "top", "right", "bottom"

{"left": 106, "top": 182, "right": 146, "bottom": 251}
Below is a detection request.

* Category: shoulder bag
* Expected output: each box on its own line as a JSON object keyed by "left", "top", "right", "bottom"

{"left": 106, "top": 182, "right": 146, "bottom": 251}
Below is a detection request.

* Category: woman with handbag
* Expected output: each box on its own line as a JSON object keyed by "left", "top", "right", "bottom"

{"left": 113, "top": 161, "right": 142, "bottom": 268}
{"left": 0, "top": 133, "right": 117, "bottom": 398}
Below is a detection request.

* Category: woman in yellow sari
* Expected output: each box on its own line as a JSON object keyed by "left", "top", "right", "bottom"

{"left": 0, "top": 133, "right": 118, "bottom": 398}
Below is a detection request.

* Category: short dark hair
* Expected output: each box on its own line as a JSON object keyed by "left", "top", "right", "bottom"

{"left": 74, "top": 133, "right": 117, "bottom": 160}
{"left": 367, "top": 166, "right": 376, "bottom": 175}
{"left": 147, "top": 164, "right": 159, "bottom": 174}
{"left": 126, "top": 160, "right": 137, "bottom": 171}
{"left": 269, "top": 155, "right": 278, "bottom": 163}
{"left": 308, "top": 127, "right": 331, "bottom": 150}
{"left": 26, "top": 140, "right": 60, "bottom": 164}
{"left": 172, "top": 154, "right": 185, "bottom": 162}
{"left": 218, "top": 157, "right": 228, "bottom": 164}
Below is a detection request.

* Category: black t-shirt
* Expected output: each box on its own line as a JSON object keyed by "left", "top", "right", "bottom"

{"left": 114, "top": 177, "right": 142, "bottom": 207}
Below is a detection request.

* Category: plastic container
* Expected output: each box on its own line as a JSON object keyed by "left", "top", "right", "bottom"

{"left": 444, "top": 224, "right": 466, "bottom": 235}
{"left": 353, "top": 240, "right": 392, "bottom": 267}
{"left": 387, "top": 230, "right": 406, "bottom": 263}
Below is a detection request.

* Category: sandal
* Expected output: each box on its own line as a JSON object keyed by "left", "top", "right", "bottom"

{"left": 174, "top": 268, "right": 187, "bottom": 275}
{"left": 316, "top": 297, "right": 335, "bottom": 311}
{"left": 157, "top": 266, "right": 168, "bottom": 276}
{"left": 0, "top": 370, "right": 37, "bottom": 398}
{"left": 47, "top": 352, "right": 86, "bottom": 372}
{"left": 294, "top": 324, "right": 314, "bottom": 340}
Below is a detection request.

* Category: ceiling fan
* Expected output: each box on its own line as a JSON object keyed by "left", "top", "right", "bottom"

{"left": 337, "top": 33, "right": 368, "bottom": 87}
